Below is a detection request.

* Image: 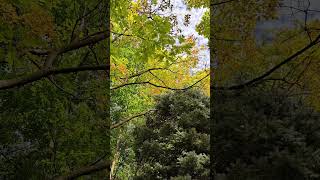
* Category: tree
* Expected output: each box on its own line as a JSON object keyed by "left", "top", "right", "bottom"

{"left": 130, "top": 83, "right": 320, "bottom": 179}
{"left": 0, "top": 0, "right": 209, "bottom": 178}
{"left": 109, "top": 0, "right": 209, "bottom": 178}
{"left": 133, "top": 90, "right": 210, "bottom": 179}
{"left": 0, "top": 0, "right": 110, "bottom": 178}
{"left": 211, "top": 0, "right": 320, "bottom": 179}
{"left": 211, "top": 0, "right": 320, "bottom": 91}
{"left": 213, "top": 85, "right": 320, "bottom": 179}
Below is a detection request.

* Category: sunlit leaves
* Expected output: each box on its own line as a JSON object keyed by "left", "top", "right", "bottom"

{"left": 185, "top": 0, "right": 209, "bottom": 8}
{"left": 110, "top": 1, "right": 209, "bottom": 177}
{"left": 196, "top": 11, "right": 209, "bottom": 38}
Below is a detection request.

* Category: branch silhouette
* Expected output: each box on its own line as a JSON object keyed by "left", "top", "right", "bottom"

{"left": 112, "top": 73, "right": 209, "bottom": 91}
{"left": 0, "top": 65, "right": 109, "bottom": 90}
{"left": 212, "top": 34, "right": 320, "bottom": 90}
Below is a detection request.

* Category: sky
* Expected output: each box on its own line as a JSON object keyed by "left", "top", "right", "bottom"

{"left": 150, "top": 0, "right": 320, "bottom": 71}
{"left": 152, "top": 0, "right": 209, "bottom": 71}
{"left": 256, "top": 0, "right": 320, "bottom": 42}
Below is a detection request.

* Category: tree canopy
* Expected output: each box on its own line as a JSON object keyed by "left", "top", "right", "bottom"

{"left": 133, "top": 90, "right": 210, "bottom": 179}
{"left": 2, "top": 0, "right": 320, "bottom": 179}
{"left": 0, "top": 0, "right": 110, "bottom": 179}
{"left": 0, "top": 0, "right": 209, "bottom": 179}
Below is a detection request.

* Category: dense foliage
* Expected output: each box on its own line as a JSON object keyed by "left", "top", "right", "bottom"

{"left": 0, "top": 0, "right": 110, "bottom": 179}
{"left": 132, "top": 85, "right": 320, "bottom": 180}
{"left": 3, "top": 0, "right": 320, "bottom": 179}
{"left": 133, "top": 90, "right": 210, "bottom": 179}
{"left": 110, "top": 0, "right": 209, "bottom": 178}
{"left": 0, "top": 0, "right": 209, "bottom": 178}
{"left": 214, "top": 86, "right": 320, "bottom": 179}
{"left": 212, "top": 1, "right": 320, "bottom": 178}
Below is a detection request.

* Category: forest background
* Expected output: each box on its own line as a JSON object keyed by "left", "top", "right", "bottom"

{"left": 1, "top": 0, "right": 320, "bottom": 179}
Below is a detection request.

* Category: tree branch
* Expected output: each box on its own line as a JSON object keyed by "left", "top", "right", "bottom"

{"left": 44, "top": 31, "right": 109, "bottom": 68}
{"left": 111, "top": 31, "right": 146, "bottom": 42}
{"left": 54, "top": 161, "right": 110, "bottom": 180}
{"left": 70, "top": 0, "right": 104, "bottom": 43}
{"left": 29, "top": 49, "right": 49, "bottom": 56}
{"left": 0, "top": 64, "right": 109, "bottom": 90}
{"left": 211, "top": 0, "right": 237, "bottom": 6}
{"left": 111, "top": 110, "right": 155, "bottom": 129}
{"left": 47, "top": 76, "right": 78, "bottom": 98}
{"left": 213, "top": 34, "right": 320, "bottom": 90}
{"left": 120, "top": 68, "right": 168, "bottom": 80}
{"left": 112, "top": 73, "right": 209, "bottom": 91}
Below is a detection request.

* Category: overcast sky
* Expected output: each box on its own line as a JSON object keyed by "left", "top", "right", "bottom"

{"left": 256, "top": 0, "right": 320, "bottom": 41}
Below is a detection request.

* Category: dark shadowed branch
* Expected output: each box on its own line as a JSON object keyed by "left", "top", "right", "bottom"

{"left": 54, "top": 161, "right": 110, "bottom": 180}
{"left": 212, "top": 34, "right": 320, "bottom": 90}
{"left": 211, "top": 0, "right": 238, "bottom": 6}
{"left": 0, "top": 64, "right": 109, "bottom": 90}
